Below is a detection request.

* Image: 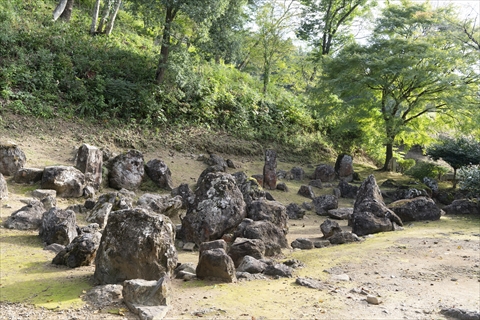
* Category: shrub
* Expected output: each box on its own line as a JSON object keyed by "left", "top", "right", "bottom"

{"left": 405, "top": 161, "right": 449, "bottom": 181}
{"left": 458, "top": 165, "right": 480, "bottom": 197}
{"left": 397, "top": 158, "right": 415, "bottom": 173}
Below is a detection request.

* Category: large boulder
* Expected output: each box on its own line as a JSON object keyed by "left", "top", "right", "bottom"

{"left": 247, "top": 199, "right": 288, "bottom": 234}
{"left": 313, "top": 164, "right": 335, "bottom": 182}
{"left": 181, "top": 172, "right": 246, "bottom": 245}
{"left": 14, "top": 168, "right": 44, "bottom": 184}
{"left": 228, "top": 237, "right": 266, "bottom": 267}
{"left": 335, "top": 154, "right": 354, "bottom": 182}
{"left": 320, "top": 219, "right": 342, "bottom": 239}
{"left": 351, "top": 175, "right": 403, "bottom": 236}
{"left": 298, "top": 185, "right": 315, "bottom": 199}
{"left": 234, "top": 219, "right": 288, "bottom": 256}
{"left": 236, "top": 255, "right": 267, "bottom": 274}
{"left": 86, "top": 190, "right": 133, "bottom": 228}
{"left": 75, "top": 144, "right": 103, "bottom": 190}
{"left": 313, "top": 195, "right": 338, "bottom": 215}
{"left": 290, "top": 167, "right": 305, "bottom": 180}
{"left": 338, "top": 180, "right": 359, "bottom": 198}
{"left": 4, "top": 200, "right": 45, "bottom": 230}
{"left": 108, "top": 150, "right": 144, "bottom": 190}
{"left": 232, "top": 171, "right": 267, "bottom": 206}
{"left": 388, "top": 197, "right": 443, "bottom": 222}
{"left": 52, "top": 231, "right": 102, "bottom": 268}
{"left": 39, "top": 208, "right": 78, "bottom": 245}
{"left": 443, "top": 199, "right": 479, "bottom": 215}
{"left": 145, "top": 159, "right": 174, "bottom": 191}
{"left": 0, "top": 142, "right": 26, "bottom": 176}
{"left": 41, "top": 166, "right": 85, "bottom": 198}
{"left": 93, "top": 208, "right": 177, "bottom": 284}
{"left": 196, "top": 241, "right": 236, "bottom": 283}
{"left": 0, "top": 173, "right": 7, "bottom": 199}
{"left": 263, "top": 149, "right": 277, "bottom": 190}
{"left": 137, "top": 194, "right": 183, "bottom": 218}
{"left": 286, "top": 203, "right": 305, "bottom": 220}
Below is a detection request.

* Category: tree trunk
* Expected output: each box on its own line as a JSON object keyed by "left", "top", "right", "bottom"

{"left": 90, "top": 0, "right": 102, "bottom": 35}
{"left": 105, "top": 0, "right": 121, "bottom": 35}
{"left": 382, "top": 141, "right": 394, "bottom": 171}
{"left": 60, "top": 0, "right": 74, "bottom": 22}
{"left": 452, "top": 168, "right": 457, "bottom": 189}
{"left": 97, "top": 0, "right": 112, "bottom": 33}
{"left": 53, "top": 0, "right": 68, "bottom": 21}
{"left": 155, "top": 7, "right": 177, "bottom": 84}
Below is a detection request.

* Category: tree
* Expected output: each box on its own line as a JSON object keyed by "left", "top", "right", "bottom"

{"left": 53, "top": 0, "right": 75, "bottom": 22}
{"left": 427, "top": 136, "right": 480, "bottom": 188}
{"left": 321, "top": 1, "right": 480, "bottom": 170}
{"left": 297, "top": 0, "right": 375, "bottom": 56}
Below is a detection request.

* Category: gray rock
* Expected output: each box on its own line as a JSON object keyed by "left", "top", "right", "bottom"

{"left": 0, "top": 173, "right": 7, "bottom": 199}
{"left": 309, "top": 179, "right": 323, "bottom": 189}
{"left": 234, "top": 219, "right": 288, "bottom": 256}
{"left": 313, "top": 195, "right": 338, "bottom": 215}
{"left": 298, "top": 185, "right": 315, "bottom": 199}
{"left": 75, "top": 144, "right": 103, "bottom": 190}
{"left": 14, "top": 168, "right": 44, "bottom": 184}
{"left": 444, "top": 199, "right": 479, "bottom": 215}
{"left": 171, "top": 183, "right": 194, "bottom": 209}
{"left": 205, "top": 154, "right": 228, "bottom": 169}
{"left": 83, "top": 284, "right": 123, "bottom": 309}
{"left": 440, "top": 308, "right": 480, "bottom": 320}
{"left": 338, "top": 180, "right": 359, "bottom": 198}
{"left": 276, "top": 182, "right": 289, "bottom": 192}
{"left": 108, "top": 150, "right": 144, "bottom": 190}
{"left": 52, "top": 231, "right": 102, "bottom": 268}
{"left": 313, "top": 164, "right": 335, "bottom": 182}
{"left": 44, "top": 243, "right": 65, "bottom": 254}
{"left": 93, "top": 208, "right": 177, "bottom": 284}
{"left": 335, "top": 154, "right": 354, "bottom": 182}
{"left": 296, "top": 277, "right": 325, "bottom": 290}
{"left": 228, "top": 237, "right": 266, "bottom": 267}
{"left": 247, "top": 199, "right": 288, "bottom": 233}
{"left": 291, "top": 238, "right": 314, "bottom": 250}
{"left": 286, "top": 203, "right": 305, "bottom": 220}
{"left": 123, "top": 277, "right": 170, "bottom": 308}
{"left": 329, "top": 231, "right": 360, "bottom": 245}
{"left": 263, "top": 149, "right": 277, "bottom": 190}
{"left": 134, "top": 306, "right": 170, "bottom": 320}
{"left": 422, "top": 177, "right": 438, "bottom": 195}
{"left": 199, "top": 239, "right": 228, "bottom": 254}
{"left": 351, "top": 175, "right": 403, "bottom": 236}
{"left": 366, "top": 295, "right": 380, "bottom": 305}
{"left": 32, "top": 189, "right": 57, "bottom": 199}
{"left": 320, "top": 219, "right": 342, "bottom": 239}
{"left": 39, "top": 208, "right": 78, "bottom": 245}
{"left": 86, "top": 191, "right": 133, "bottom": 228}
{"left": 236, "top": 255, "right": 267, "bottom": 274}
{"left": 4, "top": 200, "right": 45, "bottom": 230}
{"left": 181, "top": 172, "right": 246, "bottom": 245}
{"left": 314, "top": 240, "right": 331, "bottom": 248}
{"left": 290, "top": 167, "right": 304, "bottom": 180}
{"left": 182, "top": 242, "right": 196, "bottom": 251}
{"left": 145, "top": 159, "right": 174, "bottom": 191}
{"left": 137, "top": 193, "right": 183, "bottom": 217}
{"left": 174, "top": 263, "right": 196, "bottom": 279}
{"left": 196, "top": 247, "right": 236, "bottom": 282}
{"left": 388, "top": 196, "right": 443, "bottom": 222}
{"left": 263, "top": 264, "right": 293, "bottom": 278}
{"left": 0, "top": 143, "right": 26, "bottom": 176}
{"left": 41, "top": 166, "right": 85, "bottom": 198}
{"left": 328, "top": 208, "right": 353, "bottom": 220}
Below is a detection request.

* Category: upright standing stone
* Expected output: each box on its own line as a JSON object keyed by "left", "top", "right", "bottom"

{"left": 108, "top": 150, "right": 144, "bottom": 190}
{"left": 145, "top": 159, "right": 174, "bottom": 191}
{"left": 0, "top": 142, "right": 26, "bottom": 176}
{"left": 39, "top": 208, "right": 78, "bottom": 245}
{"left": 75, "top": 144, "right": 103, "bottom": 190}
{"left": 335, "top": 154, "right": 354, "bottom": 182}
{"left": 263, "top": 149, "right": 277, "bottom": 190}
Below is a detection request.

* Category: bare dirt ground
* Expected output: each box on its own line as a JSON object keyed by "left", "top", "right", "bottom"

{"left": 0, "top": 113, "right": 479, "bottom": 320}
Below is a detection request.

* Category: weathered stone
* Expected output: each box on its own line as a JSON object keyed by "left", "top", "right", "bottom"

{"left": 385, "top": 188, "right": 428, "bottom": 201}
{"left": 247, "top": 199, "right": 288, "bottom": 233}
{"left": 291, "top": 238, "right": 314, "bottom": 250}
{"left": 145, "top": 159, "right": 174, "bottom": 191}
{"left": 75, "top": 144, "right": 103, "bottom": 190}
{"left": 328, "top": 208, "right": 353, "bottom": 220}
{"left": 296, "top": 277, "right": 325, "bottom": 290}
{"left": 171, "top": 183, "right": 194, "bottom": 209}
{"left": 4, "top": 200, "right": 45, "bottom": 230}
{"left": 263, "top": 264, "right": 293, "bottom": 278}
{"left": 227, "top": 159, "right": 240, "bottom": 169}
{"left": 234, "top": 219, "right": 288, "bottom": 256}
{"left": 32, "top": 189, "right": 56, "bottom": 199}
{"left": 444, "top": 199, "right": 479, "bottom": 215}
{"left": 298, "top": 185, "right": 315, "bottom": 199}
{"left": 52, "top": 231, "right": 102, "bottom": 268}
{"left": 174, "top": 263, "right": 196, "bottom": 279}
{"left": 440, "top": 308, "right": 480, "bottom": 320}
{"left": 43, "top": 243, "right": 65, "bottom": 254}
{"left": 352, "top": 175, "right": 403, "bottom": 236}
{"left": 251, "top": 174, "right": 264, "bottom": 187}
{"left": 86, "top": 191, "right": 133, "bottom": 228}
{"left": 205, "top": 154, "right": 228, "bottom": 170}
{"left": 196, "top": 247, "right": 236, "bottom": 282}
{"left": 366, "top": 295, "right": 381, "bottom": 305}
{"left": 181, "top": 172, "right": 246, "bottom": 245}
{"left": 276, "top": 182, "right": 289, "bottom": 192}
{"left": 309, "top": 179, "right": 323, "bottom": 189}
{"left": 197, "top": 165, "right": 225, "bottom": 185}
{"left": 108, "top": 150, "right": 144, "bottom": 190}
{"left": 290, "top": 167, "right": 305, "bottom": 180}
{"left": 137, "top": 194, "right": 183, "bottom": 217}
{"left": 123, "top": 277, "right": 170, "bottom": 308}
{"left": 236, "top": 255, "right": 267, "bottom": 274}
{"left": 286, "top": 203, "right": 305, "bottom": 220}
{"left": 335, "top": 154, "right": 354, "bottom": 182}
{"left": 313, "top": 164, "right": 335, "bottom": 182}
{"left": 14, "top": 168, "right": 43, "bottom": 184}
{"left": 263, "top": 149, "right": 277, "bottom": 190}
{"left": 39, "top": 208, "right": 78, "bottom": 245}
{"left": 0, "top": 173, "right": 7, "bottom": 199}
{"left": 423, "top": 177, "right": 438, "bottom": 196}
{"left": 329, "top": 231, "right": 360, "bottom": 245}
{"left": 0, "top": 143, "right": 26, "bottom": 176}
{"left": 338, "top": 180, "right": 359, "bottom": 198}
{"left": 93, "top": 208, "right": 177, "bottom": 284}
{"left": 233, "top": 172, "right": 267, "bottom": 206}
{"left": 134, "top": 306, "right": 170, "bottom": 320}
{"left": 314, "top": 240, "right": 331, "bottom": 248}
{"left": 228, "top": 237, "right": 266, "bottom": 267}
{"left": 83, "top": 284, "right": 124, "bottom": 309}
{"left": 199, "top": 239, "right": 228, "bottom": 254}
{"left": 313, "top": 195, "right": 338, "bottom": 215}
{"left": 320, "top": 219, "right": 342, "bottom": 239}
{"left": 182, "top": 242, "right": 196, "bottom": 251}
{"left": 388, "top": 197, "right": 443, "bottom": 222}
{"left": 41, "top": 166, "right": 85, "bottom": 198}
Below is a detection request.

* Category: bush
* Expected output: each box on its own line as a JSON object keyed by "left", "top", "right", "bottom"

{"left": 405, "top": 161, "right": 449, "bottom": 181}
{"left": 397, "top": 158, "right": 415, "bottom": 173}
{"left": 458, "top": 165, "right": 480, "bottom": 197}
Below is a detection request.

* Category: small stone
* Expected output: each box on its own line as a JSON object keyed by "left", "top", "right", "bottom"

{"left": 366, "top": 295, "right": 381, "bottom": 305}
{"left": 183, "top": 242, "right": 196, "bottom": 251}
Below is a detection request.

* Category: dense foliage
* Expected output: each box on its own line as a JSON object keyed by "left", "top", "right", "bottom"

{"left": 0, "top": 0, "right": 478, "bottom": 164}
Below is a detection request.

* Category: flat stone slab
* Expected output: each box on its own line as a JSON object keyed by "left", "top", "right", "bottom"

{"left": 132, "top": 305, "right": 170, "bottom": 320}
